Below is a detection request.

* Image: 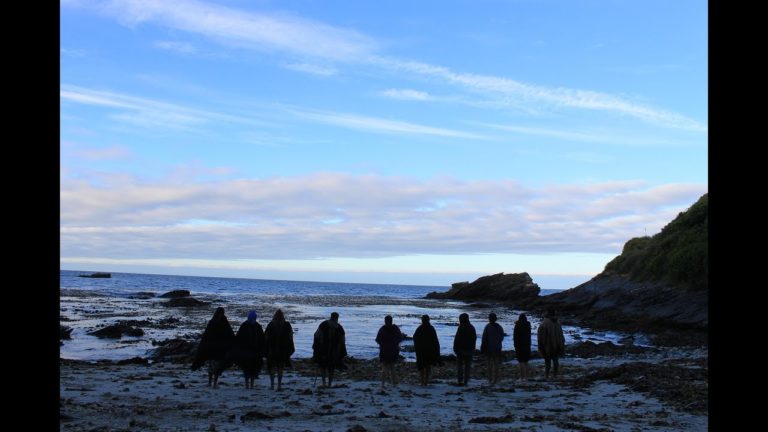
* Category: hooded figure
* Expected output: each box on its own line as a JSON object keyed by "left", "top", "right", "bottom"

{"left": 537, "top": 310, "right": 566, "bottom": 379}
{"left": 480, "top": 312, "right": 504, "bottom": 385}
{"left": 312, "top": 312, "right": 348, "bottom": 387}
{"left": 264, "top": 309, "right": 295, "bottom": 390}
{"left": 191, "top": 307, "right": 235, "bottom": 388}
{"left": 375, "top": 315, "right": 405, "bottom": 388}
{"left": 513, "top": 313, "right": 532, "bottom": 380}
{"left": 413, "top": 314, "right": 441, "bottom": 385}
{"left": 376, "top": 315, "right": 405, "bottom": 364}
{"left": 453, "top": 313, "right": 477, "bottom": 386}
{"left": 231, "top": 310, "right": 266, "bottom": 389}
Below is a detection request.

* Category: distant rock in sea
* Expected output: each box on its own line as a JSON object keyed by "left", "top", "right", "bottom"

{"left": 159, "top": 289, "right": 191, "bottom": 298}
{"left": 78, "top": 272, "right": 111, "bottom": 278}
{"left": 88, "top": 323, "right": 145, "bottom": 339}
{"left": 161, "top": 297, "right": 209, "bottom": 308}
{"left": 426, "top": 272, "right": 540, "bottom": 302}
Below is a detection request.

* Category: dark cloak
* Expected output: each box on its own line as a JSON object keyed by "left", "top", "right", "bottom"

{"left": 413, "top": 323, "right": 441, "bottom": 370}
{"left": 513, "top": 319, "right": 532, "bottom": 362}
{"left": 453, "top": 322, "right": 477, "bottom": 356}
{"left": 312, "top": 320, "right": 348, "bottom": 370}
{"left": 230, "top": 320, "right": 266, "bottom": 378}
{"left": 264, "top": 319, "right": 295, "bottom": 368}
{"left": 375, "top": 323, "right": 404, "bottom": 364}
{"left": 191, "top": 310, "right": 235, "bottom": 371}
{"left": 480, "top": 322, "right": 505, "bottom": 357}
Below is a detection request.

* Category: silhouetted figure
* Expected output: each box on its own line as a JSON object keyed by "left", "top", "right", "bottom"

{"left": 231, "top": 310, "right": 266, "bottom": 389}
{"left": 191, "top": 307, "right": 235, "bottom": 388}
{"left": 375, "top": 315, "right": 404, "bottom": 389}
{"left": 537, "top": 309, "right": 565, "bottom": 380}
{"left": 453, "top": 313, "right": 477, "bottom": 386}
{"left": 413, "top": 314, "right": 441, "bottom": 386}
{"left": 480, "top": 312, "right": 504, "bottom": 385}
{"left": 264, "top": 309, "right": 295, "bottom": 390}
{"left": 513, "top": 313, "right": 532, "bottom": 381}
{"left": 312, "top": 311, "right": 348, "bottom": 387}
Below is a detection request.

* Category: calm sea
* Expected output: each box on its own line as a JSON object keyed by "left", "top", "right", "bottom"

{"left": 60, "top": 270, "right": 636, "bottom": 361}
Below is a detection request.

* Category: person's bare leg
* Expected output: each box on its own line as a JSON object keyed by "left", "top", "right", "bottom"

{"left": 269, "top": 367, "right": 275, "bottom": 390}
{"left": 380, "top": 364, "right": 387, "bottom": 389}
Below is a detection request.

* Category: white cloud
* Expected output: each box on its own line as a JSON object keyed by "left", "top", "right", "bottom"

{"left": 381, "top": 89, "right": 431, "bottom": 101}
{"left": 78, "top": 144, "right": 133, "bottom": 160}
{"left": 374, "top": 57, "right": 708, "bottom": 132}
{"left": 291, "top": 108, "right": 486, "bottom": 139}
{"left": 83, "top": 0, "right": 376, "bottom": 60}
{"left": 60, "top": 48, "right": 86, "bottom": 57}
{"left": 61, "top": 171, "right": 707, "bottom": 260}
{"left": 480, "top": 123, "right": 701, "bottom": 147}
{"left": 154, "top": 40, "right": 197, "bottom": 54}
{"left": 282, "top": 62, "right": 337, "bottom": 76}
{"left": 60, "top": 85, "right": 269, "bottom": 130}
{"left": 64, "top": 1, "right": 706, "bottom": 132}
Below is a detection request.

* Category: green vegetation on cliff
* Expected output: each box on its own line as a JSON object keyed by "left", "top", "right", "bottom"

{"left": 604, "top": 194, "right": 708, "bottom": 291}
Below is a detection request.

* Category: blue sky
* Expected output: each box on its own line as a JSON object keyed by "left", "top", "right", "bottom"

{"left": 60, "top": 0, "right": 708, "bottom": 289}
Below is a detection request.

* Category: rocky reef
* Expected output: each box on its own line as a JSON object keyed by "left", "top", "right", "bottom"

{"left": 425, "top": 194, "right": 708, "bottom": 345}
{"left": 426, "top": 272, "right": 540, "bottom": 302}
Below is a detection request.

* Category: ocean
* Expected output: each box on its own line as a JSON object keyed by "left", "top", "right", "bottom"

{"left": 60, "top": 270, "right": 641, "bottom": 362}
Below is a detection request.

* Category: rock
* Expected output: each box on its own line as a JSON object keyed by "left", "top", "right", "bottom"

{"left": 426, "top": 272, "right": 540, "bottom": 302}
{"left": 162, "top": 297, "right": 209, "bottom": 307}
{"left": 149, "top": 338, "right": 199, "bottom": 363}
{"left": 567, "top": 341, "right": 652, "bottom": 358}
{"left": 60, "top": 325, "right": 73, "bottom": 340}
{"left": 159, "top": 289, "right": 191, "bottom": 298}
{"left": 88, "top": 324, "right": 144, "bottom": 339}
{"left": 535, "top": 194, "right": 708, "bottom": 340}
{"left": 347, "top": 425, "right": 367, "bottom": 432}
{"left": 116, "top": 357, "right": 149, "bottom": 365}
{"left": 77, "top": 272, "right": 111, "bottom": 278}
{"left": 129, "top": 292, "right": 156, "bottom": 299}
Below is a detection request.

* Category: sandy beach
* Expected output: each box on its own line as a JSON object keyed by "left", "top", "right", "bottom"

{"left": 60, "top": 344, "right": 707, "bottom": 431}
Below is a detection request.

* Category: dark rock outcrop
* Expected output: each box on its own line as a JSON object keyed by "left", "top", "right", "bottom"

{"left": 88, "top": 324, "right": 144, "bottom": 339}
{"left": 426, "top": 272, "right": 540, "bottom": 302}
{"left": 161, "top": 297, "right": 209, "bottom": 307}
{"left": 159, "top": 289, "right": 190, "bottom": 298}
{"left": 149, "top": 338, "right": 199, "bottom": 363}
{"left": 78, "top": 272, "right": 111, "bottom": 278}
{"left": 566, "top": 341, "right": 655, "bottom": 358}
{"left": 535, "top": 194, "right": 708, "bottom": 336}
{"left": 60, "top": 325, "right": 73, "bottom": 340}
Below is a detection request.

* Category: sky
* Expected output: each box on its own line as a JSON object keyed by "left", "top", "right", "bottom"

{"left": 60, "top": 0, "right": 708, "bottom": 289}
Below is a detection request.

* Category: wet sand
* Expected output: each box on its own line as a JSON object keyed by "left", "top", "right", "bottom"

{"left": 60, "top": 345, "right": 707, "bottom": 431}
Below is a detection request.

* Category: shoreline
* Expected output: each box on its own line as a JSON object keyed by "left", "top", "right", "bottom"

{"left": 61, "top": 345, "right": 707, "bottom": 431}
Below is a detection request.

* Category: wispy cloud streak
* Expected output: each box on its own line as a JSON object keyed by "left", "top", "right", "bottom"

{"left": 64, "top": 1, "right": 706, "bottom": 132}
{"left": 291, "top": 109, "right": 486, "bottom": 139}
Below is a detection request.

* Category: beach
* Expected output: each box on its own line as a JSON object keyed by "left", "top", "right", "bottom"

{"left": 59, "top": 271, "right": 708, "bottom": 431}
{"left": 60, "top": 344, "right": 707, "bottom": 431}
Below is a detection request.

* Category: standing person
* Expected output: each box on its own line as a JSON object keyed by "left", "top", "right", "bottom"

{"left": 191, "top": 307, "right": 235, "bottom": 388}
{"left": 480, "top": 312, "right": 504, "bottom": 386}
{"left": 264, "top": 309, "right": 295, "bottom": 391}
{"left": 231, "top": 310, "right": 266, "bottom": 389}
{"left": 413, "top": 314, "right": 441, "bottom": 386}
{"left": 375, "top": 315, "right": 404, "bottom": 389}
{"left": 312, "top": 312, "right": 348, "bottom": 388}
{"left": 453, "top": 313, "right": 477, "bottom": 386}
{"left": 513, "top": 314, "right": 532, "bottom": 381}
{"left": 537, "top": 309, "right": 566, "bottom": 380}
